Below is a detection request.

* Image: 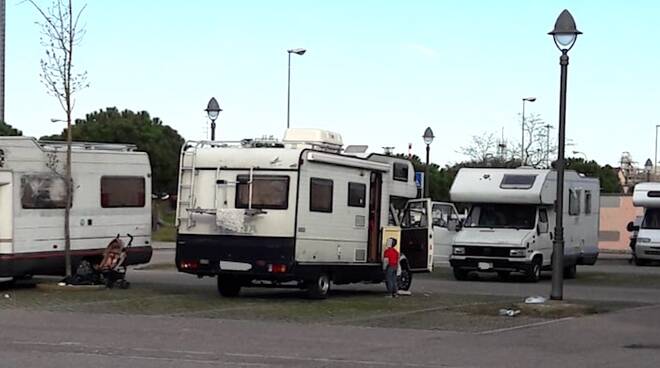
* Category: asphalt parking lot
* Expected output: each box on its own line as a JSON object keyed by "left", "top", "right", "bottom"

{"left": 1, "top": 251, "right": 659, "bottom": 367}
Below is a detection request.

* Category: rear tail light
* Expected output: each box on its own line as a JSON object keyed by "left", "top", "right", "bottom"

{"left": 180, "top": 260, "right": 199, "bottom": 270}
{"left": 268, "top": 264, "right": 287, "bottom": 273}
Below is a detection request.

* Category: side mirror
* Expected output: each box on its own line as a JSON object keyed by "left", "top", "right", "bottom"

{"left": 626, "top": 221, "right": 639, "bottom": 232}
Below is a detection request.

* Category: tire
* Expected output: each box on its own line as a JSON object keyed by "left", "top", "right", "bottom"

{"left": 634, "top": 256, "right": 647, "bottom": 266}
{"left": 497, "top": 271, "right": 511, "bottom": 281}
{"left": 453, "top": 267, "right": 469, "bottom": 281}
{"left": 525, "top": 257, "right": 542, "bottom": 283}
{"left": 118, "top": 279, "right": 131, "bottom": 289}
{"left": 217, "top": 276, "right": 242, "bottom": 297}
{"left": 306, "top": 273, "right": 330, "bottom": 299}
{"left": 397, "top": 267, "right": 413, "bottom": 291}
{"left": 563, "top": 264, "right": 577, "bottom": 279}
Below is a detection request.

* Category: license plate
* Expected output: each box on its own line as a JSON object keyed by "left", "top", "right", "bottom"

{"left": 478, "top": 262, "right": 493, "bottom": 270}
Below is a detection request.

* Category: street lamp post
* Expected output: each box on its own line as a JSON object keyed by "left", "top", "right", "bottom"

{"left": 655, "top": 125, "right": 660, "bottom": 175}
{"left": 549, "top": 9, "right": 581, "bottom": 301}
{"left": 645, "top": 158, "right": 653, "bottom": 182}
{"left": 205, "top": 97, "right": 222, "bottom": 141}
{"left": 287, "top": 48, "right": 306, "bottom": 129}
{"left": 521, "top": 97, "right": 536, "bottom": 165}
{"left": 423, "top": 127, "right": 434, "bottom": 198}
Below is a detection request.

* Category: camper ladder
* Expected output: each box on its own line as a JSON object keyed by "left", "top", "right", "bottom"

{"left": 178, "top": 142, "right": 201, "bottom": 228}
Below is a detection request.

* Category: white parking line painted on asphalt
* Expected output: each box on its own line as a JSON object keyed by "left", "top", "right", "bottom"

{"left": 475, "top": 317, "right": 575, "bottom": 335}
{"left": 225, "top": 352, "right": 460, "bottom": 368}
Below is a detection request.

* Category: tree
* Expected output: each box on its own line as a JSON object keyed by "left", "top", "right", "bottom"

{"left": 565, "top": 158, "right": 622, "bottom": 193}
{"left": 44, "top": 107, "right": 185, "bottom": 194}
{"left": 29, "top": 0, "right": 88, "bottom": 278}
{"left": 519, "top": 114, "right": 556, "bottom": 167}
{"left": 459, "top": 132, "right": 499, "bottom": 163}
{"left": 0, "top": 121, "right": 22, "bottom": 136}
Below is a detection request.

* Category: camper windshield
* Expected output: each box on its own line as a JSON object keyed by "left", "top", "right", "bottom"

{"left": 642, "top": 208, "right": 660, "bottom": 229}
{"left": 465, "top": 203, "right": 536, "bottom": 229}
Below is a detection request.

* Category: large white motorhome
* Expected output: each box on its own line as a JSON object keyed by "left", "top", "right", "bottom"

{"left": 629, "top": 182, "right": 660, "bottom": 265}
{"left": 0, "top": 137, "right": 153, "bottom": 280}
{"left": 449, "top": 167, "right": 600, "bottom": 282}
{"left": 175, "top": 129, "right": 458, "bottom": 298}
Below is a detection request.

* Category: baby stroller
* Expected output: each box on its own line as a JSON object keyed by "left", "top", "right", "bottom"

{"left": 96, "top": 233, "right": 133, "bottom": 289}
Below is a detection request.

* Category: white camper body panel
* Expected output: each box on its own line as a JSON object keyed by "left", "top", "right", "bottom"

{"left": 449, "top": 167, "right": 600, "bottom": 279}
{"left": 0, "top": 137, "right": 153, "bottom": 277}
{"left": 632, "top": 182, "right": 660, "bottom": 208}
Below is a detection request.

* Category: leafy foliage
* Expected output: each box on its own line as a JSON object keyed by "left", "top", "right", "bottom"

{"left": 43, "top": 108, "right": 185, "bottom": 193}
{"left": 0, "top": 121, "right": 23, "bottom": 136}
{"left": 565, "top": 158, "right": 622, "bottom": 193}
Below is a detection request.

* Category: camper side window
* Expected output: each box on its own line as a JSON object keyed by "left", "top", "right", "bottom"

{"left": 569, "top": 189, "right": 581, "bottom": 216}
{"left": 310, "top": 178, "right": 333, "bottom": 213}
{"left": 101, "top": 176, "right": 146, "bottom": 208}
{"left": 584, "top": 190, "right": 592, "bottom": 215}
{"left": 236, "top": 175, "right": 290, "bottom": 210}
{"left": 21, "top": 174, "right": 70, "bottom": 209}
{"left": 347, "top": 182, "right": 366, "bottom": 207}
{"left": 393, "top": 163, "right": 409, "bottom": 182}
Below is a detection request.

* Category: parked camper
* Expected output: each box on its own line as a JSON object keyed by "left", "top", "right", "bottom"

{"left": 175, "top": 129, "right": 456, "bottom": 298}
{"left": 0, "top": 137, "right": 153, "bottom": 279}
{"left": 449, "top": 167, "right": 600, "bottom": 282}
{"left": 629, "top": 183, "right": 660, "bottom": 266}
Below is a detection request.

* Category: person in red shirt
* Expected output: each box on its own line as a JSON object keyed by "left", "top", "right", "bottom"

{"left": 383, "top": 238, "right": 400, "bottom": 297}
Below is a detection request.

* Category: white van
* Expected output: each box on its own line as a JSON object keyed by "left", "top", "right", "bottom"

{"left": 0, "top": 137, "right": 153, "bottom": 279}
{"left": 629, "top": 183, "right": 660, "bottom": 265}
{"left": 449, "top": 167, "right": 600, "bottom": 282}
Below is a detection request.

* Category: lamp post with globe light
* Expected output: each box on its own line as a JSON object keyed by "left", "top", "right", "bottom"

{"left": 205, "top": 97, "right": 222, "bottom": 141}
{"left": 423, "top": 127, "right": 434, "bottom": 197}
{"left": 549, "top": 9, "right": 582, "bottom": 301}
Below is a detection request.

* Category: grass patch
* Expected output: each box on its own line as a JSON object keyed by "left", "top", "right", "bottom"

{"left": 152, "top": 226, "right": 176, "bottom": 242}
{"left": 152, "top": 204, "right": 176, "bottom": 242}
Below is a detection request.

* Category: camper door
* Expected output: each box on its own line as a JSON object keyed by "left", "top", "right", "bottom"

{"left": 400, "top": 199, "right": 433, "bottom": 272}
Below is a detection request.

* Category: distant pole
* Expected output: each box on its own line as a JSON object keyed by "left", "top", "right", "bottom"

{"left": 544, "top": 124, "right": 553, "bottom": 168}
{"left": 655, "top": 124, "right": 660, "bottom": 175}
{"left": 0, "top": 0, "right": 5, "bottom": 123}
{"left": 286, "top": 48, "right": 306, "bottom": 130}
{"left": 521, "top": 97, "right": 537, "bottom": 165}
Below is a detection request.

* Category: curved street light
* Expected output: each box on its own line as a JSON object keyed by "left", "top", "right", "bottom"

{"left": 549, "top": 9, "right": 581, "bottom": 301}
{"left": 287, "top": 48, "right": 306, "bottom": 129}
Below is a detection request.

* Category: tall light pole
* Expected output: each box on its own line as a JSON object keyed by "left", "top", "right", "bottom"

{"left": 205, "top": 97, "right": 222, "bottom": 141}
{"left": 0, "top": 0, "right": 5, "bottom": 123}
{"left": 423, "top": 127, "right": 434, "bottom": 198}
{"left": 521, "top": 97, "right": 536, "bottom": 164}
{"left": 544, "top": 124, "right": 554, "bottom": 168}
{"left": 287, "top": 48, "right": 306, "bottom": 129}
{"left": 655, "top": 124, "right": 660, "bottom": 175}
{"left": 549, "top": 9, "right": 581, "bottom": 301}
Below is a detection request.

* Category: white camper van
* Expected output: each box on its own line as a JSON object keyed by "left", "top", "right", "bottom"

{"left": 629, "top": 182, "right": 660, "bottom": 265}
{"left": 0, "top": 137, "right": 153, "bottom": 279}
{"left": 175, "top": 129, "right": 458, "bottom": 298}
{"left": 449, "top": 167, "right": 599, "bottom": 282}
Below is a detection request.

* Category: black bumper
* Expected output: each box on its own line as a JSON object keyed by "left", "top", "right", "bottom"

{"left": 175, "top": 234, "right": 295, "bottom": 277}
{"left": 450, "top": 258, "right": 530, "bottom": 272}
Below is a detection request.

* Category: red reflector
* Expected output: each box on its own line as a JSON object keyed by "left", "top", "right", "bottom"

{"left": 268, "top": 264, "right": 287, "bottom": 273}
{"left": 180, "top": 260, "right": 199, "bottom": 270}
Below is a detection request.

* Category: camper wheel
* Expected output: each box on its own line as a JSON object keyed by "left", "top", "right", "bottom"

{"left": 397, "top": 266, "right": 413, "bottom": 291}
{"left": 525, "top": 256, "right": 542, "bottom": 283}
{"left": 634, "top": 256, "right": 647, "bottom": 266}
{"left": 306, "top": 273, "right": 330, "bottom": 299}
{"left": 452, "top": 267, "right": 469, "bottom": 281}
{"left": 563, "top": 264, "right": 577, "bottom": 279}
{"left": 217, "top": 276, "right": 242, "bottom": 297}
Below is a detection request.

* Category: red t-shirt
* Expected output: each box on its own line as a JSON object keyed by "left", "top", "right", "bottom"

{"left": 384, "top": 247, "right": 399, "bottom": 267}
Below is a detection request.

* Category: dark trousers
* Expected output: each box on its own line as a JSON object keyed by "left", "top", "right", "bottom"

{"left": 385, "top": 265, "right": 398, "bottom": 295}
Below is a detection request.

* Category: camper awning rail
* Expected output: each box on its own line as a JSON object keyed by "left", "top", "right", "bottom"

{"left": 39, "top": 140, "right": 137, "bottom": 152}
{"left": 306, "top": 151, "right": 390, "bottom": 172}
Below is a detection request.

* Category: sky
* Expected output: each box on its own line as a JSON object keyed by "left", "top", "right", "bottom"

{"left": 5, "top": 0, "right": 660, "bottom": 168}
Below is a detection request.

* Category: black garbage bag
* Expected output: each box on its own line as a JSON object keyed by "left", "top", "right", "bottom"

{"left": 61, "top": 260, "right": 102, "bottom": 285}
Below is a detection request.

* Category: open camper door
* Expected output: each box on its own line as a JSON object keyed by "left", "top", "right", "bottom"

{"left": 400, "top": 199, "right": 433, "bottom": 272}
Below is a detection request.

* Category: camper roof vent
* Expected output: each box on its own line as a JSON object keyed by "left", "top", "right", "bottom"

{"left": 283, "top": 128, "right": 343, "bottom": 152}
